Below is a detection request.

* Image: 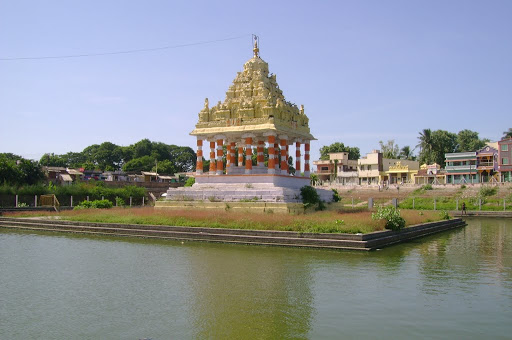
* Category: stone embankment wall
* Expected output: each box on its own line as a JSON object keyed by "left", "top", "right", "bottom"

{"left": 0, "top": 217, "right": 466, "bottom": 251}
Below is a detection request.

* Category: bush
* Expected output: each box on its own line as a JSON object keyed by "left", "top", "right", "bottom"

{"left": 301, "top": 185, "right": 319, "bottom": 205}
{"left": 115, "top": 196, "right": 125, "bottom": 207}
{"left": 332, "top": 189, "right": 341, "bottom": 202}
{"left": 422, "top": 184, "right": 433, "bottom": 190}
{"left": 74, "top": 199, "right": 113, "bottom": 210}
{"left": 184, "top": 177, "right": 195, "bottom": 187}
{"left": 372, "top": 206, "right": 405, "bottom": 231}
{"left": 479, "top": 186, "right": 497, "bottom": 197}
{"left": 439, "top": 211, "right": 451, "bottom": 220}
{"left": 460, "top": 184, "right": 466, "bottom": 189}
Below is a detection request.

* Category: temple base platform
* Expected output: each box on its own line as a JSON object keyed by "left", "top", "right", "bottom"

{"left": 162, "top": 174, "right": 333, "bottom": 203}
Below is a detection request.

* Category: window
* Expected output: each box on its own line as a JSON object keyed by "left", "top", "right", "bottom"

{"left": 368, "top": 165, "right": 372, "bottom": 170}
{"left": 503, "top": 158, "right": 509, "bottom": 165}
{"left": 502, "top": 144, "right": 509, "bottom": 152}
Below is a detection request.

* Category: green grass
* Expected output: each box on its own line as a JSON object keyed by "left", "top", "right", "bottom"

{"left": 5, "top": 207, "right": 446, "bottom": 234}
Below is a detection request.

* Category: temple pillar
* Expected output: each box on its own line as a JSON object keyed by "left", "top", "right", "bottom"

{"left": 209, "top": 140, "right": 216, "bottom": 175}
{"left": 196, "top": 138, "right": 203, "bottom": 175}
{"left": 243, "top": 134, "right": 254, "bottom": 174}
{"left": 295, "top": 140, "right": 301, "bottom": 176}
{"left": 279, "top": 135, "right": 288, "bottom": 175}
{"left": 226, "top": 141, "right": 232, "bottom": 170}
{"left": 274, "top": 142, "right": 280, "bottom": 170}
{"left": 230, "top": 142, "right": 236, "bottom": 167}
{"left": 257, "top": 140, "right": 265, "bottom": 167}
{"left": 265, "top": 134, "right": 276, "bottom": 174}
{"left": 238, "top": 143, "right": 244, "bottom": 167}
{"left": 304, "top": 141, "right": 310, "bottom": 177}
{"left": 215, "top": 136, "right": 224, "bottom": 175}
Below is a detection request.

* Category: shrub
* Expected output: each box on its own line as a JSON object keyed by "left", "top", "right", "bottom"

{"left": 74, "top": 199, "right": 113, "bottom": 210}
{"left": 115, "top": 196, "right": 125, "bottom": 206}
{"left": 460, "top": 184, "right": 466, "bottom": 189}
{"left": 422, "top": 184, "right": 433, "bottom": 190}
{"left": 184, "top": 177, "right": 195, "bottom": 187}
{"left": 332, "top": 189, "right": 341, "bottom": 202}
{"left": 439, "top": 211, "right": 451, "bottom": 220}
{"left": 371, "top": 206, "right": 405, "bottom": 231}
{"left": 301, "top": 186, "right": 320, "bottom": 205}
{"left": 479, "top": 186, "right": 497, "bottom": 197}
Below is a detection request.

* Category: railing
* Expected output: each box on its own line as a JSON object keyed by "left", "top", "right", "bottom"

{"left": 445, "top": 165, "right": 476, "bottom": 171}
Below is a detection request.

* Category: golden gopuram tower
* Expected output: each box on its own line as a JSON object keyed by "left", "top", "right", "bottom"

{"left": 192, "top": 37, "right": 315, "bottom": 178}
{"left": 162, "top": 37, "right": 331, "bottom": 208}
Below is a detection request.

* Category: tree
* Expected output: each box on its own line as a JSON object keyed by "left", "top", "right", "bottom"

{"left": 39, "top": 153, "right": 66, "bottom": 167}
{"left": 456, "top": 129, "right": 487, "bottom": 152}
{"left": 152, "top": 159, "right": 176, "bottom": 175}
{"left": 379, "top": 140, "right": 399, "bottom": 159}
{"left": 417, "top": 128, "right": 434, "bottom": 163}
{"left": 122, "top": 155, "right": 155, "bottom": 172}
{"left": 399, "top": 146, "right": 416, "bottom": 160}
{"left": 430, "top": 130, "right": 458, "bottom": 166}
{"left": 503, "top": 128, "right": 512, "bottom": 139}
{"left": 0, "top": 154, "right": 44, "bottom": 186}
{"left": 319, "top": 142, "right": 360, "bottom": 160}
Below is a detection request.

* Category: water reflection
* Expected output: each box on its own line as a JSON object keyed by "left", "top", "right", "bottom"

{"left": 418, "top": 218, "right": 512, "bottom": 295}
{"left": 185, "top": 244, "right": 315, "bottom": 339}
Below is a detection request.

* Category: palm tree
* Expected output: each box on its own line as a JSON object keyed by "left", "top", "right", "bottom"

{"left": 503, "top": 128, "right": 512, "bottom": 139}
{"left": 417, "top": 129, "right": 434, "bottom": 164}
{"left": 400, "top": 146, "right": 416, "bottom": 160}
{"left": 417, "top": 129, "right": 433, "bottom": 153}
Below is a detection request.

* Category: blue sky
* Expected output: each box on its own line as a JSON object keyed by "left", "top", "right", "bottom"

{"left": 1, "top": 0, "right": 511, "bottom": 164}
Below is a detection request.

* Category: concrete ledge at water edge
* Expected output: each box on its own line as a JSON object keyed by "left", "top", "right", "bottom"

{"left": 449, "top": 210, "right": 512, "bottom": 218}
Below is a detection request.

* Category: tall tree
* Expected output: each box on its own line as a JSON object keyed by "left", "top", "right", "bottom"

{"left": 503, "top": 128, "right": 512, "bottom": 139}
{"left": 399, "top": 146, "right": 416, "bottom": 160}
{"left": 379, "top": 140, "right": 399, "bottom": 159}
{"left": 456, "top": 129, "right": 487, "bottom": 152}
{"left": 319, "top": 142, "right": 360, "bottom": 160}
{"left": 39, "top": 153, "right": 66, "bottom": 167}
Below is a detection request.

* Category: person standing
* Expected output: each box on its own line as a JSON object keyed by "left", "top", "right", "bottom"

{"left": 461, "top": 202, "right": 467, "bottom": 216}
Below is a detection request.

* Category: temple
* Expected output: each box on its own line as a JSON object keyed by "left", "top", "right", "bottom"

{"left": 161, "top": 37, "right": 331, "bottom": 206}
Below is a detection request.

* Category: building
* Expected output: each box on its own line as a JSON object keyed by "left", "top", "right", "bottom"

{"left": 476, "top": 145, "right": 499, "bottom": 183}
{"left": 414, "top": 164, "right": 445, "bottom": 185}
{"left": 445, "top": 152, "right": 477, "bottom": 184}
{"left": 498, "top": 137, "right": 512, "bottom": 182}
{"left": 358, "top": 151, "right": 419, "bottom": 185}
{"left": 313, "top": 152, "right": 358, "bottom": 184}
{"left": 444, "top": 144, "right": 499, "bottom": 184}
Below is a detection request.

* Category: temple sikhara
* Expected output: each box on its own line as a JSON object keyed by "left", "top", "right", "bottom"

{"left": 160, "top": 37, "right": 331, "bottom": 207}
{"left": 190, "top": 37, "right": 315, "bottom": 178}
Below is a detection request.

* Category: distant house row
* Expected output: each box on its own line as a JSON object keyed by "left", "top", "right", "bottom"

{"left": 42, "top": 167, "right": 186, "bottom": 185}
{"left": 313, "top": 137, "right": 512, "bottom": 185}
{"left": 444, "top": 138, "right": 512, "bottom": 184}
{"left": 313, "top": 150, "right": 420, "bottom": 185}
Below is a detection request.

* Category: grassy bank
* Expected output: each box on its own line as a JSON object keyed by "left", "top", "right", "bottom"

{"left": 5, "top": 207, "right": 445, "bottom": 234}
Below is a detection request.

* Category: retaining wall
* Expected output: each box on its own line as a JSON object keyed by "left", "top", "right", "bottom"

{"left": 0, "top": 217, "right": 466, "bottom": 251}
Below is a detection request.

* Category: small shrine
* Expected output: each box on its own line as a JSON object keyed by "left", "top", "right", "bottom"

{"left": 162, "top": 37, "right": 331, "bottom": 206}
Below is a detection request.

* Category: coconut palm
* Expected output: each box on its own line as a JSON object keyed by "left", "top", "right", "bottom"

{"left": 503, "top": 128, "right": 512, "bottom": 139}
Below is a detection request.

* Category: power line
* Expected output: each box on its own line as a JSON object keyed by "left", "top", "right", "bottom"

{"left": 0, "top": 34, "right": 252, "bottom": 61}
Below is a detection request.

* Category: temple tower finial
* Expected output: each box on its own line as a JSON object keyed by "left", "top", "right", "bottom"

{"left": 252, "top": 34, "right": 259, "bottom": 58}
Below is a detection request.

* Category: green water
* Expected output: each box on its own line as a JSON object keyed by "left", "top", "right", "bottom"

{"left": 1, "top": 218, "right": 511, "bottom": 339}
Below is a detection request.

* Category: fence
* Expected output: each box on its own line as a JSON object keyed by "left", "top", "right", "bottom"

{"left": 0, "top": 194, "right": 152, "bottom": 208}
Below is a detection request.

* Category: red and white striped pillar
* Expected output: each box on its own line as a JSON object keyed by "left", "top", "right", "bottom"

{"left": 257, "top": 140, "right": 264, "bottom": 167}
{"left": 279, "top": 135, "right": 288, "bottom": 175}
{"left": 244, "top": 135, "right": 253, "bottom": 174}
{"left": 209, "top": 141, "right": 216, "bottom": 175}
{"left": 304, "top": 141, "right": 311, "bottom": 177}
{"left": 229, "top": 142, "right": 236, "bottom": 172}
{"left": 266, "top": 133, "right": 276, "bottom": 174}
{"left": 196, "top": 138, "right": 203, "bottom": 175}
{"left": 226, "top": 142, "right": 232, "bottom": 170}
{"left": 295, "top": 140, "right": 301, "bottom": 176}
{"left": 238, "top": 143, "right": 244, "bottom": 167}
{"left": 216, "top": 137, "right": 224, "bottom": 175}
